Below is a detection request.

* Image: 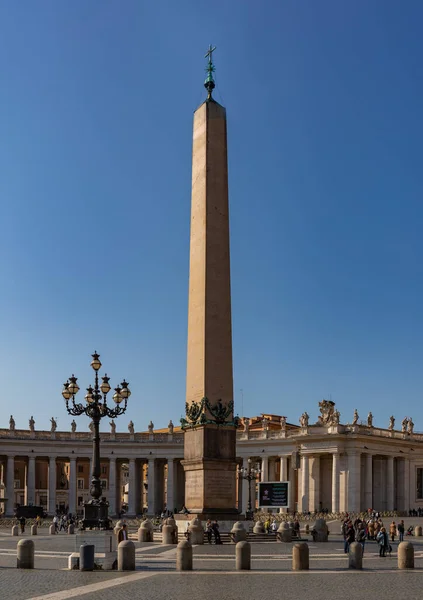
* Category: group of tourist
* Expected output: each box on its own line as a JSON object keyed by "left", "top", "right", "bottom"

{"left": 342, "top": 513, "right": 407, "bottom": 557}
{"left": 52, "top": 513, "right": 75, "bottom": 533}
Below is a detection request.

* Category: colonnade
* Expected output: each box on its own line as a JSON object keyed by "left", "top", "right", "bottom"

{"left": 238, "top": 451, "right": 412, "bottom": 514}
{"left": 0, "top": 454, "right": 185, "bottom": 517}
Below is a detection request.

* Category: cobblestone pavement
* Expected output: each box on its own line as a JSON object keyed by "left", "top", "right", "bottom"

{"left": 1, "top": 530, "right": 423, "bottom": 600}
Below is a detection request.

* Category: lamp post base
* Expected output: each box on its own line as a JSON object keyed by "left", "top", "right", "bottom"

{"left": 80, "top": 500, "right": 112, "bottom": 531}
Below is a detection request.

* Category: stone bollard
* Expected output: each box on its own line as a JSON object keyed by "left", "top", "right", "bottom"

{"left": 17, "top": 539, "right": 34, "bottom": 569}
{"left": 165, "top": 518, "right": 178, "bottom": 544}
{"left": 138, "top": 519, "right": 154, "bottom": 542}
{"left": 176, "top": 540, "right": 193, "bottom": 571}
{"left": 12, "top": 525, "right": 19, "bottom": 537}
{"left": 31, "top": 524, "right": 37, "bottom": 536}
{"left": 414, "top": 525, "right": 422, "bottom": 537}
{"left": 292, "top": 542, "right": 309, "bottom": 571}
{"left": 68, "top": 524, "right": 74, "bottom": 534}
{"left": 231, "top": 522, "right": 247, "bottom": 543}
{"left": 49, "top": 524, "right": 56, "bottom": 535}
{"left": 253, "top": 521, "right": 265, "bottom": 534}
{"left": 348, "top": 542, "right": 363, "bottom": 570}
{"left": 313, "top": 518, "right": 329, "bottom": 542}
{"left": 236, "top": 541, "right": 251, "bottom": 570}
{"left": 398, "top": 541, "right": 414, "bottom": 569}
{"left": 114, "top": 520, "right": 125, "bottom": 537}
{"left": 162, "top": 524, "right": 174, "bottom": 544}
{"left": 188, "top": 518, "right": 204, "bottom": 545}
{"left": 277, "top": 522, "right": 292, "bottom": 543}
{"left": 118, "top": 540, "right": 136, "bottom": 571}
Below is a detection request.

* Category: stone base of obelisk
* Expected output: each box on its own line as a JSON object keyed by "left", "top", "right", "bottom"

{"left": 179, "top": 425, "right": 239, "bottom": 521}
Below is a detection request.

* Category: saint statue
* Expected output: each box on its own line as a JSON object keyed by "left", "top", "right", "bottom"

{"left": 262, "top": 416, "right": 269, "bottom": 431}
{"left": 128, "top": 420, "right": 134, "bottom": 435}
{"left": 110, "top": 420, "right": 116, "bottom": 434}
{"left": 243, "top": 417, "right": 250, "bottom": 433}
{"left": 71, "top": 419, "right": 77, "bottom": 433}
{"left": 9, "top": 415, "right": 15, "bottom": 431}
{"left": 29, "top": 416, "right": 35, "bottom": 431}
{"left": 352, "top": 409, "right": 359, "bottom": 425}
{"left": 388, "top": 415, "right": 395, "bottom": 431}
{"left": 332, "top": 410, "right": 340, "bottom": 425}
{"left": 280, "top": 416, "right": 287, "bottom": 431}
{"left": 407, "top": 418, "right": 414, "bottom": 434}
{"left": 401, "top": 418, "right": 408, "bottom": 433}
{"left": 148, "top": 420, "right": 154, "bottom": 434}
{"left": 168, "top": 420, "right": 174, "bottom": 434}
{"left": 50, "top": 417, "right": 57, "bottom": 433}
{"left": 300, "top": 412, "right": 309, "bottom": 428}
{"left": 367, "top": 412, "right": 373, "bottom": 428}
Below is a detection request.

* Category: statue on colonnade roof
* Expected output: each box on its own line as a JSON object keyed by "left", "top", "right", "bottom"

{"left": 317, "top": 399, "right": 335, "bottom": 425}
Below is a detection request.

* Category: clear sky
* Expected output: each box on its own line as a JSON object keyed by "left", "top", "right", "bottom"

{"left": 1, "top": 0, "right": 423, "bottom": 433}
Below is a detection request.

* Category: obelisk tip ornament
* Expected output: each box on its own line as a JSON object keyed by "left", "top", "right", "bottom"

{"left": 204, "top": 44, "right": 216, "bottom": 100}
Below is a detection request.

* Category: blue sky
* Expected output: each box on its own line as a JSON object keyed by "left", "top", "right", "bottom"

{"left": 1, "top": 0, "right": 423, "bottom": 433}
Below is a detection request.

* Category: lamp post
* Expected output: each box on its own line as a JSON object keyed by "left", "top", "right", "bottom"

{"left": 62, "top": 351, "right": 130, "bottom": 530}
{"left": 237, "top": 459, "right": 261, "bottom": 520}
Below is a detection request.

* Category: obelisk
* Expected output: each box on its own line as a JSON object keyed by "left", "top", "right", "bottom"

{"left": 181, "top": 46, "right": 238, "bottom": 518}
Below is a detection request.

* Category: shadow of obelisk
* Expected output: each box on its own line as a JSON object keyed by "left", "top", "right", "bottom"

{"left": 179, "top": 47, "right": 239, "bottom": 521}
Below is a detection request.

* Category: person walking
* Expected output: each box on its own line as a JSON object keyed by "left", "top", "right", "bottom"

{"left": 19, "top": 516, "right": 26, "bottom": 534}
{"left": 206, "top": 519, "right": 213, "bottom": 544}
{"left": 356, "top": 522, "right": 366, "bottom": 554}
{"left": 397, "top": 520, "right": 405, "bottom": 542}
{"left": 377, "top": 527, "right": 389, "bottom": 557}
{"left": 389, "top": 521, "right": 396, "bottom": 543}
{"left": 211, "top": 520, "right": 222, "bottom": 544}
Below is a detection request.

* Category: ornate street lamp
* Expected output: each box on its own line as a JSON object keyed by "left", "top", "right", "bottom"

{"left": 62, "top": 351, "right": 131, "bottom": 530}
{"left": 237, "top": 458, "right": 261, "bottom": 520}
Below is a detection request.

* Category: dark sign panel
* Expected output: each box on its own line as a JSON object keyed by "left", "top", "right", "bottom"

{"left": 258, "top": 481, "right": 289, "bottom": 508}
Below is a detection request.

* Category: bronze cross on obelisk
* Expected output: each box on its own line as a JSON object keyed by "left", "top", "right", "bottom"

{"left": 204, "top": 44, "right": 216, "bottom": 98}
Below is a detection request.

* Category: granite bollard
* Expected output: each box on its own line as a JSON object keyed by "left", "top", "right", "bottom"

{"left": 162, "top": 524, "right": 174, "bottom": 544}
{"left": 176, "top": 540, "right": 193, "bottom": 571}
{"left": 12, "top": 525, "right": 19, "bottom": 536}
{"left": 348, "top": 542, "right": 362, "bottom": 569}
{"left": 118, "top": 540, "right": 136, "bottom": 571}
{"left": 31, "top": 524, "right": 37, "bottom": 536}
{"left": 253, "top": 521, "right": 265, "bottom": 534}
{"left": 17, "top": 539, "right": 34, "bottom": 569}
{"left": 68, "top": 524, "right": 75, "bottom": 535}
{"left": 292, "top": 542, "right": 309, "bottom": 571}
{"left": 414, "top": 525, "right": 422, "bottom": 537}
{"left": 188, "top": 518, "right": 204, "bottom": 545}
{"left": 231, "top": 522, "right": 247, "bottom": 543}
{"left": 79, "top": 544, "right": 95, "bottom": 571}
{"left": 277, "top": 522, "right": 292, "bottom": 543}
{"left": 49, "top": 524, "right": 56, "bottom": 535}
{"left": 138, "top": 519, "right": 154, "bottom": 542}
{"left": 313, "top": 518, "right": 329, "bottom": 542}
{"left": 236, "top": 541, "right": 251, "bottom": 570}
{"left": 398, "top": 541, "right": 414, "bottom": 569}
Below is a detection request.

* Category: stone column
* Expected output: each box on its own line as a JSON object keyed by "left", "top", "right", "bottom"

{"left": 108, "top": 457, "right": 117, "bottom": 516}
{"left": 386, "top": 456, "right": 394, "bottom": 511}
{"left": 403, "top": 458, "right": 410, "bottom": 511}
{"left": 48, "top": 457, "right": 57, "bottom": 515}
{"left": 331, "top": 452, "right": 339, "bottom": 513}
{"left": 127, "top": 458, "right": 136, "bottom": 516}
{"left": 364, "top": 453, "right": 373, "bottom": 510}
{"left": 147, "top": 458, "right": 156, "bottom": 516}
{"left": 300, "top": 455, "right": 309, "bottom": 513}
{"left": 6, "top": 455, "right": 15, "bottom": 516}
{"left": 289, "top": 458, "right": 296, "bottom": 513}
{"left": 310, "top": 455, "right": 320, "bottom": 512}
{"left": 166, "top": 459, "right": 175, "bottom": 515}
{"left": 26, "top": 456, "right": 36, "bottom": 506}
{"left": 68, "top": 458, "right": 76, "bottom": 515}
{"left": 261, "top": 456, "right": 269, "bottom": 482}
{"left": 279, "top": 455, "right": 288, "bottom": 514}
{"left": 347, "top": 451, "right": 361, "bottom": 512}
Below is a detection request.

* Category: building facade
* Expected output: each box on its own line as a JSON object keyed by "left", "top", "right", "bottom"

{"left": 1, "top": 402, "right": 422, "bottom": 517}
